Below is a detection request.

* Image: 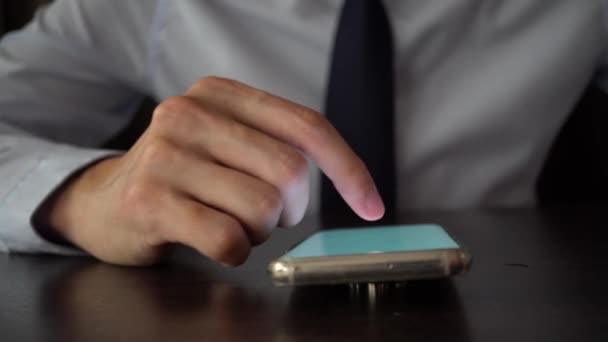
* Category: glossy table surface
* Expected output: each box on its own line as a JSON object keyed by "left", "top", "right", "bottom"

{"left": 1, "top": 207, "right": 606, "bottom": 342}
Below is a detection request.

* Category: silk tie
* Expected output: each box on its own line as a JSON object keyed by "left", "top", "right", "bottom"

{"left": 321, "top": 0, "right": 396, "bottom": 226}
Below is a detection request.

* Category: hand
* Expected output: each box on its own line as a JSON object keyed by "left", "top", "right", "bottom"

{"left": 43, "top": 77, "right": 384, "bottom": 266}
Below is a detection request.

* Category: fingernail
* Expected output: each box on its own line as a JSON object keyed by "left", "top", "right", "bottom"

{"left": 365, "top": 190, "right": 385, "bottom": 221}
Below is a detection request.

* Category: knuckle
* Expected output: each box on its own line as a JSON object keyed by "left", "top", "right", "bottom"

{"left": 211, "top": 217, "right": 250, "bottom": 266}
{"left": 151, "top": 96, "right": 198, "bottom": 134}
{"left": 274, "top": 149, "right": 308, "bottom": 188}
{"left": 140, "top": 140, "right": 178, "bottom": 166}
{"left": 252, "top": 184, "right": 283, "bottom": 226}
{"left": 293, "top": 109, "right": 331, "bottom": 141}
{"left": 250, "top": 87, "right": 273, "bottom": 105}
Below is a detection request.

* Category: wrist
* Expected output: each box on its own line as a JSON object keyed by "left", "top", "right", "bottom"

{"left": 33, "top": 156, "right": 121, "bottom": 245}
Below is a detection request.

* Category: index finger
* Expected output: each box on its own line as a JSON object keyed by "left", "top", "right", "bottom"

{"left": 186, "top": 77, "right": 385, "bottom": 221}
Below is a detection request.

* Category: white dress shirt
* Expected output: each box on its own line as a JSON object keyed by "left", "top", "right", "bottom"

{"left": 1, "top": 0, "right": 608, "bottom": 254}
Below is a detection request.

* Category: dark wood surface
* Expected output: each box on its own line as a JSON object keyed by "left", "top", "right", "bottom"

{"left": 0, "top": 207, "right": 606, "bottom": 342}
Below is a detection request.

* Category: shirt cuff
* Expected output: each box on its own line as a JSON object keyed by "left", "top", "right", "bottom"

{"left": 0, "top": 144, "right": 118, "bottom": 255}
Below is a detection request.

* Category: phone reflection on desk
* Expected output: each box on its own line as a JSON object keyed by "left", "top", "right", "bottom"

{"left": 281, "top": 280, "right": 471, "bottom": 341}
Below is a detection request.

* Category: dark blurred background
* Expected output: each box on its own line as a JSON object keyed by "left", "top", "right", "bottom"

{"left": 0, "top": 0, "right": 49, "bottom": 34}
{"left": 1, "top": 0, "right": 607, "bottom": 205}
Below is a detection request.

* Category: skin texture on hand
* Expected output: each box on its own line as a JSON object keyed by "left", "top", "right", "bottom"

{"left": 43, "top": 77, "right": 385, "bottom": 266}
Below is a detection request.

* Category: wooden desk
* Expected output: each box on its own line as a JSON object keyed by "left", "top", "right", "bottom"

{"left": 0, "top": 207, "right": 605, "bottom": 341}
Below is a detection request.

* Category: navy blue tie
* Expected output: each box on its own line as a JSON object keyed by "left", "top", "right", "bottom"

{"left": 321, "top": 0, "right": 396, "bottom": 225}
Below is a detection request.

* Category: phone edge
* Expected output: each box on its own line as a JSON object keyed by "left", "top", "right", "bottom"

{"left": 268, "top": 248, "right": 472, "bottom": 286}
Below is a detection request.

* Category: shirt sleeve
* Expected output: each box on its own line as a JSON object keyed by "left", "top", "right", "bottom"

{"left": 0, "top": 0, "right": 157, "bottom": 255}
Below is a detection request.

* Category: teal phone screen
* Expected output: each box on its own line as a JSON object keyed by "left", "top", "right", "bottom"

{"left": 285, "top": 224, "right": 459, "bottom": 258}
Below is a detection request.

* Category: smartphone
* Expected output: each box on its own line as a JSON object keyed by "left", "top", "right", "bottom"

{"left": 268, "top": 224, "right": 471, "bottom": 286}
